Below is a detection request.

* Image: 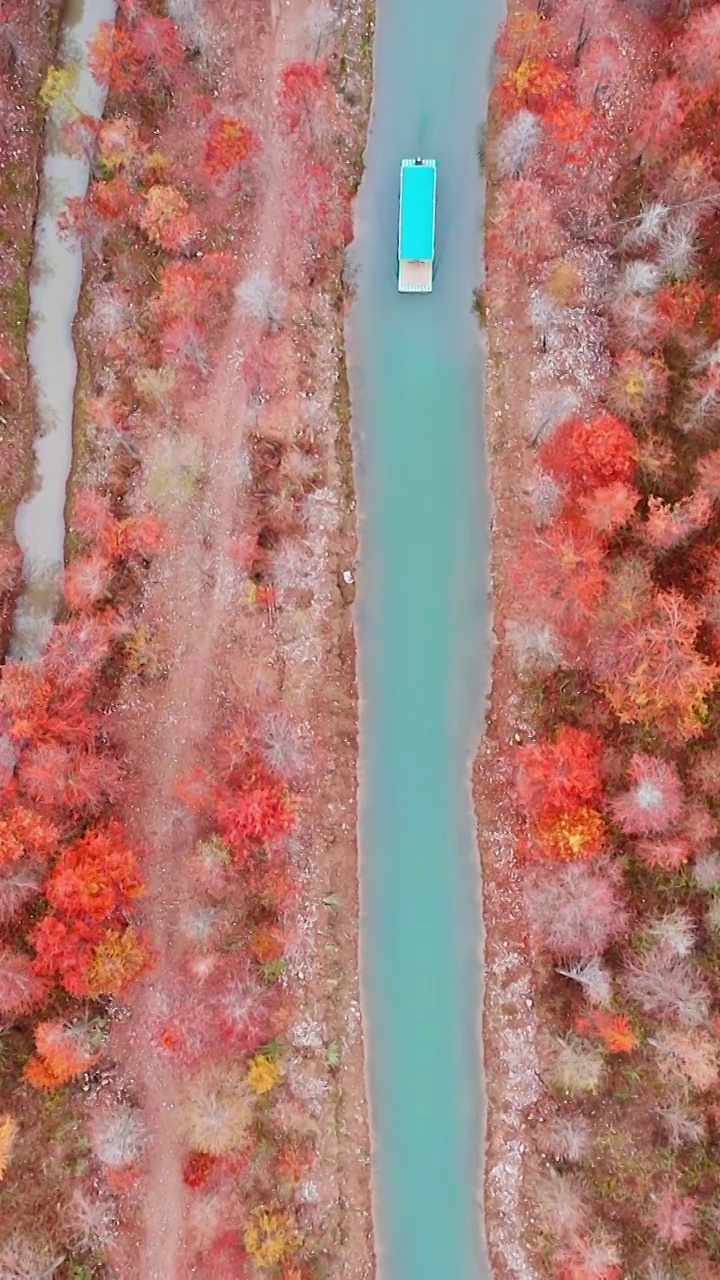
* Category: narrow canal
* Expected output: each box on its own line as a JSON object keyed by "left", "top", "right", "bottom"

{"left": 347, "top": 1, "right": 504, "bottom": 1276}
{"left": 11, "top": 0, "right": 115, "bottom": 661}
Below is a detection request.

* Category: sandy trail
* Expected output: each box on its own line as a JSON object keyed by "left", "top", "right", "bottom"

{"left": 111, "top": 2, "right": 311, "bottom": 1274}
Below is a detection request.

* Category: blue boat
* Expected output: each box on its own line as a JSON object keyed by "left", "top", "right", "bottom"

{"left": 397, "top": 157, "right": 437, "bottom": 293}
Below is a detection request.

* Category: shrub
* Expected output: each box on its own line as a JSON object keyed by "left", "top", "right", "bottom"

{"left": 644, "top": 909, "right": 696, "bottom": 958}
{"left": 531, "top": 806, "right": 607, "bottom": 861}
{"left": 531, "top": 1165, "right": 589, "bottom": 1242}
{"left": 650, "top": 1188, "right": 699, "bottom": 1247}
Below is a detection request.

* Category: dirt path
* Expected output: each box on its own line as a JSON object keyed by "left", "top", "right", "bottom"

{"left": 108, "top": 3, "right": 347, "bottom": 1275}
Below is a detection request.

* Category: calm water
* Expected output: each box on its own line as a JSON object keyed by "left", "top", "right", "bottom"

{"left": 11, "top": 0, "right": 116, "bottom": 659}
{"left": 347, "top": 0, "right": 504, "bottom": 1276}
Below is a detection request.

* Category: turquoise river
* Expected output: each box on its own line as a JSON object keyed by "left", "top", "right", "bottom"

{"left": 347, "top": 0, "right": 505, "bottom": 1277}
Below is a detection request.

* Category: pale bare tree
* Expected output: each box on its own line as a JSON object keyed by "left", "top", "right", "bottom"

{"left": 234, "top": 269, "right": 287, "bottom": 333}
{"left": 304, "top": 3, "right": 337, "bottom": 59}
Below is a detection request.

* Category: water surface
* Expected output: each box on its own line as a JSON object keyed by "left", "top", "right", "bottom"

{"left": 11, "top": 0, "right": 116, "bottom": 659}
{"left": 347, "top": 0, "right": 504, "bottom": 1276}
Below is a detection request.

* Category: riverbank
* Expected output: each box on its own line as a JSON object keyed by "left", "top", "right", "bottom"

{"left": 479, "top": 2, "right": 720, "bottom": 1277}
{"left": 0, "top": 0, "right": 376, "bottom": 1273}
{"left": 67, "top": 0, "right": 377, "bottom": 1272}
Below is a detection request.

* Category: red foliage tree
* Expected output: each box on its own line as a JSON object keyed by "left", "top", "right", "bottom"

{"left": 278, "top": 60, "right": 329, "bottom": 133}
{"left": 578, "top": 482, "right": 640, "bottom": 535}
{"left": 516, "top": 725, "right": 605, "bottom": 818}
{"left": 513, "top": 518, "right": 609, "bottom": 648}
{"left": 24, "top": 1019, "right": 99, "bottom": 1090}
{"left": 494, "top": 12, "right": 548, "bottom": 65}
{"left": 592, "top": 589, "right": 718, "bottom": 740}
{"left": 289, "top": 159, "right": 351, "bottom": 257}
{"left": 494, "top": 58, "right": 569, "bottom": 117}
{"left": 89, "top": 13, "right": 184, "bottom": 95}
{"left": 645, "top": 491, "right": 714, "bottom": 552}
{"left": 18, "top": 742, "right": 124, "bottom": 818}
{"left": 0, "top": 662, "right": 98, "bottom": 748}
{"left": 575, "top": 1010, "right": 638, "bottom": 1053}
{"left": 217, "top": 783, "right": 297, "bottom": 862}
{"left": 634, "top": 835, "right": 692, "bottom": 871}
{"left": 608, "top": 350, "right": 670, "bottom": 424}
{"left": 131, "top": 14, "right": 184, "bottom": 72}
{"left": 530, "top": 805, "right": 607, "bottom": 862}
{"left": 154, "top": 252, "right": 234, "bottom": 329}
{"left": 44, "top": 821, "right": 143, "bottom": 921}
{"left": 203, "top": 116, "right": 259, "bottom": 181}
{"left": 139, "top": 184, "right": 200, "bottom": 252}
{"left": 29, "top": 915, "right": 95, "bottom": 997}
{"left": 31, "top": 913, "right": 145, "bottom": 999}
{"left": 88, "top": 22, "right": 144, "bottom": 95}
{"left": 0, "top": 806, "right": 59, "bottom": 865}
{"left": 488, "top": 178, "right": 566, "bottom": 278}
{"left": 539, "top": 413, "right": 638, "bottom": 496}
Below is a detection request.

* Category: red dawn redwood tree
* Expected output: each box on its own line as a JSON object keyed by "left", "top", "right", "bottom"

{"left": 203, "top": 116, "right": 259, "bottom": 183}
{"left": 516, "top": 725, "right": 605, "bottom": 818}
{"left": 591, "top": 588, "right": 719, "bottom": 741}
{"left": 673, "top": 5, "right": 720, "bottom": 90}
{"left": 512, "top": 518, "right": 608, "bottom": 650}
{"left": 538, "top": 413, "right": 638, "bottom": 495}
{"left": 488, "top": 179, "right": 566, "bottom": 279}
{"left": 278, "top": 60, "right": 330, "bottom": 135}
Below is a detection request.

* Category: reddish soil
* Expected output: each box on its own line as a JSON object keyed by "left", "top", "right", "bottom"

{"left": 472, "top": 5, "right": 543, "bottom": 1271}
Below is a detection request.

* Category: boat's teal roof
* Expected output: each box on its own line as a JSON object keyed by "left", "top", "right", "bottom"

{"left": 399, "top": 161, "right": 436, "bottom": 262}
